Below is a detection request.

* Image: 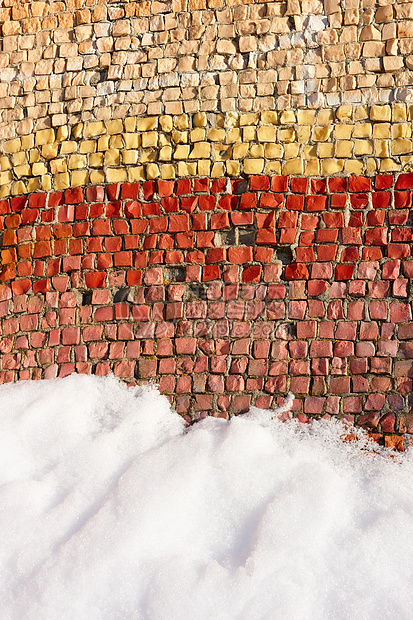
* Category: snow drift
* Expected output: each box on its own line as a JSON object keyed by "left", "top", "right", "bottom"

{"left": 0, "top": 374, "right": 412, "bottom": 620}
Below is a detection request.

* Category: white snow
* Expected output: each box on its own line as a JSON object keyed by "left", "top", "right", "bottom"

{"left": 0, "top": 374, "right": 413, "bottom": 620}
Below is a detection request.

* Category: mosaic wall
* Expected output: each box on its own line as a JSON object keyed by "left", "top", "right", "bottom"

{"left": 1, "top": 0, "right": 413, "bottom": 449}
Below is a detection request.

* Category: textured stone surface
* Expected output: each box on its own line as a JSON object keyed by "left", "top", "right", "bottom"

{"left": 0, "top": 174, "right": 410, "bottom": 448}
{"left": 0, "top": 1, "right": 412, "bottom": 448}
{"left": 2, "top": 1, "right": 413, "bottom": 194}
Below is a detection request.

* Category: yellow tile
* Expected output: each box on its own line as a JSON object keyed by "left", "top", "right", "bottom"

{"left": 391, "top": 138, "right": 413, "bottom": 155}
{"left": 312, "top": 126, "right": 333, "bottom": 141}
{"left": 3, "top": 139, "right": 21, "bottom": 154}
{"left": 57, "top": 126, "right": 69, "bottom": 141}
{"left": 55, "top": 172, "right": 70, "bottom": 189}
{"left": 317, "top": 109, "right": 334, "bottom": 124}
{"left": 71, "top": 170, "right": 89, "bottom": 186}
{"left": 89, "top": 153, "right": 104, "bottom": 167}
{"left": 244, "top": 158, "right": 264, "bottom": 174}
{"left": 97, "top": 136, "right": 110, "bottom": 151}
{"left": 79, "top": 140, "right": 96, "bottom": 154}
{"left": 13, "top": 152, "right": 28, "bottom": 166}
{"left": 282, "top": 158, "right": 303, "bottom": 174}
{"left": 71, "top": 124, "right": 83, "bottom": 140}
{"left": 0, "top": 156, "right": 11, "bottom": 170}
{"left": 107, "top": 120, "right": 123, "bottom": 135}
{"left": 0, "top": 171, "right": 12, "bottom": 185}
{"left": 345, "top": 160, "right": 363, "bottom": 174}
{"left": 297, "top": 110, "right": 317, "bottom": 124}
{"left": 318, "top": 143, "right": 334, "bottom": 158}
{"left": 124, "top": 117, "right": 136, "bottom": 132}
{"left": 41, "top": 175, "right": 51, "bottom": 191}
{"left": 264, "top": 161, "right": 282, "bottom": 174}
{"left": 370, "top": 105, "right": 391, "bottom": 122}
{"left": 392, "top": 123, "right": 411, "bottom": 139}
{"left": 352, "top": 123, "right": 372, "bottom": 138}
{"left": 393, "top": 103, "right": 407, "bottom": 121}
{"left": 159, "top": 115, "right": 173, "bottom": 132}
{"left": 213, "top": 144, "right": 231, "bottom": 161}
{"left": 90, "top": 170, "right": 105, "bottom": 184}
{"left": 250, "top": 144, "right": 264, "bottom": 158}
{"left": 243, "top": 127, "right": 256, "bottom": 141}
{"left": 211, "top": 162, "right": 224, "bottom": 177}
{"left": 222, "top": 112, "right": 236, "bottom": 129}
{"left": 35, "top": 128, "right": 55, "bottom": 146}
{"left": 240, "top": 112, "right": 260, "bottom": 126}
{"left": 15, "top": 164, "right": 31, "bottom": 178}
{"left": 336, "top": 140, "right": 353, "bottom": 157}
{"left": 178, "top": 161, "right": 196, "bottom": 176}
{"left": 354, "top": 105, "right": 368, "bottom": 120}
{"left": 304, "top": 159, "right": 320, "bottom": 175}
{"left": 193, "top": 112, "right": 207, "bottom": 128}
{"left": 265, "top": 143, "right": 283, "bottom": 158}
{"left": 195, "top": 160, "right": 208, "bottom": 176}
{"left": 104, "top": 149, "right": 120, "bottom": 166}
{"left": 279, "top": 127, "right": 296, "bottom": 142}
{"left": 335, "top": 125, "right": 353, "bottom": 139}
{"left": 29, "top": 150, "right": 40, "bottom": 164}
{"left": 374, "top": 140, "right": 389, "bottom": 157}
{"left": 142, "top": 131, "right": 158, "bottom": 147}
{"left": 379, "top": 158, "right": 400, "bottom": 171}
{"left": 50, "top": 159, "right": 67, "bottom": 174}
{"left": 123, "top": 150, "right": 138, "bottom": 164}
{"left": 284, "top": 143, "right": 300, "bottom": 159}
{"left": 174, "top": 114, "right": 189, "bottom": 130}
{"left": 354, "top": 139, "right": 373, "bottom": 155}
{"left": 42, "top": 144, "right": 59, "bottom": 159}
{"left": 280, "top": 110, "right": 296, "bottom": 124}
{"left": 173, "top": 145, "right": 190, "bottom": 159}
{"left": 27, "top": 177, "right": 41, "bottom": 192}
{"left": 297, "top": 126, "right": 311, "bottom": 142}
{"left": 139, "top": 148, "right": 157, "bottom": 163}
{"left": 161, "top": 164, "right": 175, "bottom": 179}
{"left": 190, "top": 128, "right": 205, "bottom": 142}
{"left": 128, "top": 166, "right": 145, "bottom": 182}
{"left": 366, "top": 158, "right": 377, "bottom": 173}
{"left": 12, "top": 181, "right": 27, "bottom": 195}
{"left": 124, "top": 133, "right": 140, "bottom": 149}
{"left": 233, "top": 143, "right": 249, "bottom": 159}
{"left": 302, "top": 145, "right": 317, "bottom": 158}
{"left": 190, "top": 142, "right": 211, "bottom": 158}
{"left": 32, "top": 162, "right": 47, "bottom": 176}
{"left": 21, "top": 135, "right": 34, "bottom": 149}
{"left": 84, "top": 121, "right": 105, "bottom": 137}
{"left": 159, "top": 134, "right": 171, "bottom": 147}
{"left": 257, "top": 125, "right": 276, "bottom": 142}
{"left": 321, "top": 158, "right": 344, "bottom": 174}
{"left": 261, "top": 110, "right": 278, "bottom": 124}
{"left": 60, "top": 141, "right": 78, "bottom": 154}
{"left": 68, "top": 154, "right": 87, "bottom": 169}
{"left": 110, "top": 135, "right": 123, "bottom": 149}
{"left": 208, "top": 128, "right": 226, "bottom": 141}
{"left": 172, "top": 130, "right": 188, "bottom": 144}
{"left": 159, "top": 146, "right": 173, "bottom": 160}
{"left": 226, "top": 160, "right": 240, "bottom": 176}
{"left": 137, "top": 117, "right": 158, "bottom": 131}
{"left": 336, "top": 105, "right": 353, "bottom": 121}
{"left": 106, "top": 168, "right": 127, "bottom": 182}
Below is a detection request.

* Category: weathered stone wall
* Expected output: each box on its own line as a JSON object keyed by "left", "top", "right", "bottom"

{"left": 0, "top": 0, "right": 412, "bottom": 449}
{"left": 2, "top": 0, "right": 413, "bottom": 140}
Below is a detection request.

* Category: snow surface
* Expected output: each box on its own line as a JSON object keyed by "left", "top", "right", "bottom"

{"left": 0, "top": 374, "right": 413, "bottom": 620}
